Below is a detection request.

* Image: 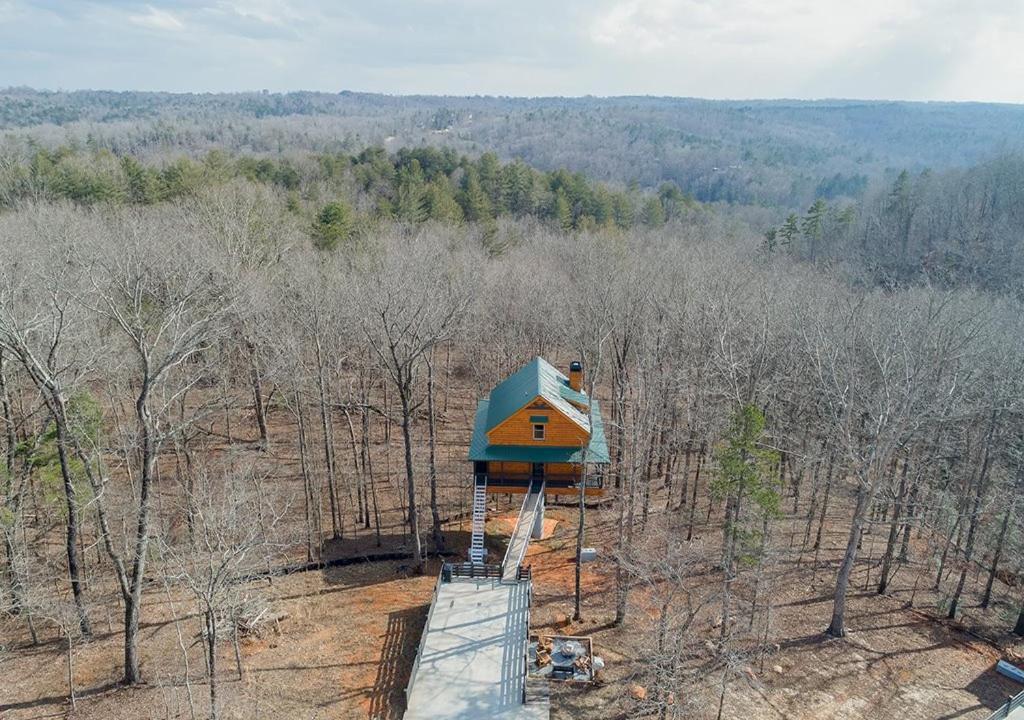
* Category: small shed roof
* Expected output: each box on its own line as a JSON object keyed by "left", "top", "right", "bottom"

{"left": 469, "top": 398, "right": 609, "bottom": 464}
{"left": 484, "top": 357, "right": 591, "bottom": 434}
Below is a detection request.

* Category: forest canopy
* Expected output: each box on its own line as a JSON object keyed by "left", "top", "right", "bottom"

{"left": 2, "top": 88, "right": 1024, "bottom": 720}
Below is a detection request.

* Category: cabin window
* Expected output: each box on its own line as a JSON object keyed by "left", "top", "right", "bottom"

{"left": 533, "top": 424, "right": 545, "bottom": 440}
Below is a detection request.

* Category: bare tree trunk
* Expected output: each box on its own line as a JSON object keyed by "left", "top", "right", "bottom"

{"left": 248, "top": 352, "right": 269, "bottom": 451}
{"left": 898, "top": 478, "right": 919, "bottom": 563}
{"left": 315, "top": 340, "right": 340, "bottom": 539}
{"left": 342, "top": 405, "right": 364, "bottom": 530}
{"left": 442, "top": 341, "right": 451, "bottom": 414}
{"left": 791, "top": 449, "right": 802, "bottom": 514}
{"left": 686, "top": 441, "right": 705, "bottom": 541}
{"left": 221, "top": 373, "right": 232, "bottom": 445}
{"left": 51, "top": 410, "right": 92, "bottom": 637}
{"left": 232, "top": 619, "right": 244, "bottom": 680}
{"left": 948, "top": 489, "right": 983, "bottom": 619}
{"left": 0, "top": 353, "right": 20, "bottom": 612}
{"left": 981, "top": 500, "right": 1013, "bottom": 609}
{"left": 935, "top": 509, "right": 962, "bottom": 591}
{"left": 2, "top": 529, "right": 20, "bottom": 613}
{"left": 124, "top": 390, "right": 158, "bottom": 685}
{"left": 877, "top": 459, "right": 910, "bottom": 594}
{"left": 205, "top": 607, "right": 219, "bottom": 720}
{"left": 805, "top": 452, "right": 834, "bottom": 551}
{"left": 678, "top": 436, "right": 693, "bottom": 509}
{"left": 826, "top": 482, "right": 871, "bottom": 638}
{"left": 720, "top": 486, "right": 742, "bottom": 642}
{"left": 0, "top": 349, "right": 14, "bottom": 476}
{"left": 426, "top": 354, "right": 443, "bottom": 551}
{"left": 750, "top": 510, "right": 771, "bottom": 629}
{"left": 949, "top": 415, "right": 996, "bottom": 619}
{"left": 295, "top": 390, "right": 315, "bottom": 563}
{"left": 812, "top": 460, "right": 835, "bottom": 571}
{"left": 615, "top": 459, "right": 640, "bottom": 625}
{"left": 361, "top": 404, "right": 382, "bottom": 546}
{"left": 399, "top": 385, "right": 424, "bottom": 574}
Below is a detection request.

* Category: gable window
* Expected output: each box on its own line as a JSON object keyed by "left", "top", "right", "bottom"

{"left": 533, "top": 424, "right": 545, "bottom": 440}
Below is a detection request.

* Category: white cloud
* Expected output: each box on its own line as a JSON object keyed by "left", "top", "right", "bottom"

{"left": 213, "top": 0, "right": 298, "bottom": 27}
{"left": 589, "top": 0, "right": 920, "bottom": 62}
{"left": 128, "top": 5, "right": 185, "bottom": 32}
{"left": 0, "top": 0, "right": 1022, "bottom": 100}
{"left": 582, "top": 0, "right": 1024, "bottom": 100}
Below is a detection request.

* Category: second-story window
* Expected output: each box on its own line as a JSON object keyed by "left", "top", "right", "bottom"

{"left": 533, "top": 423, "right": 545, "bottom": 440}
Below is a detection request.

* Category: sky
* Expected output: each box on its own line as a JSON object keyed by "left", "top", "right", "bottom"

{"left": 1, "top": 0, "right": 1023, "bottom": 102}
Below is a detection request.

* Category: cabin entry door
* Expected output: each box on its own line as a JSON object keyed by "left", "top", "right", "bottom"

{"left": 531, "top": 463, "right": 544, "bottom": 480}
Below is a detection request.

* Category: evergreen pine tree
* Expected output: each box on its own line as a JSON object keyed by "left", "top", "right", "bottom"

{"left": 312, "top": 201, "right": 353, "bottom": 251}
{"left": 552, "top": 188, "right": 573, "bottom": 231}
{"left": 459, "top": 169, "right": 492, "bottom": 223}
{"left": 641, "top": 196, "right": 666, "bottom": 227}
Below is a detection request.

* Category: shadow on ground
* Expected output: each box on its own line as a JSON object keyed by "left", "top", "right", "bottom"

{"left": 368, "top": 605, "right": 428, "bottom": 719}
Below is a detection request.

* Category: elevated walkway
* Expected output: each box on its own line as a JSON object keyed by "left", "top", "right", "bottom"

{"left": 404, "top": 481, "right": 549, "bottom": 719}
{"left": 404, "top": 574, "right": 539, "bottom": 719}
{"left": 502, "top": 479, "right": 544, "bottom": 582}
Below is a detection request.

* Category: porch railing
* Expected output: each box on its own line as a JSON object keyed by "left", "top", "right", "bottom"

{"left": 444, "top": 561, "right": 504, "bottom": 580}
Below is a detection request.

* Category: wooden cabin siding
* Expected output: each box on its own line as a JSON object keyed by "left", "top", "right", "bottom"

{"left": 486, "top": 396, "right": 589, "bottom": 447}
{"left": 488, "top": 484, "right": 604, "bottom": 497}
{"left": 487, "top": 461, "right": 531, "bottom": 476}
{"left": 485, "top": 461, "right": 581, "bottom": 479}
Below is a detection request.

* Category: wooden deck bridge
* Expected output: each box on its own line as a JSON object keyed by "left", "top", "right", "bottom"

{"left": 404, "top": 482, "right": 549, "bottom": 720}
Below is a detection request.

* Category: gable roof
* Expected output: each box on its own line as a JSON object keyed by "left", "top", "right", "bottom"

{"left": 469, "top": 398, "right": 610, "bottom": 464}
{"left": 484, "top": 357, "right": 591, "bottom": 435}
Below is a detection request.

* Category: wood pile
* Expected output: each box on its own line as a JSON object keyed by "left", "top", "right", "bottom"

{"left": 536, "top": 636, "right": 553, "bottom": 667}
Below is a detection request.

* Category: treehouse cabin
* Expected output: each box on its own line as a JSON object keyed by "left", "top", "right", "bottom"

{"left": 468, "top": 357, "right": 608, "bottom": 496}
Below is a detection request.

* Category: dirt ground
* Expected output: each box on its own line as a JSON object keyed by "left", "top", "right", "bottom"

{"left": 2, "top": 497, "right": 1023, "bottom": 720}
{"left": 2, "top": 363, "right": 1023, "bottom": 719}
{"left": 525, "top": 502, "right": 1024, "bottom": 720}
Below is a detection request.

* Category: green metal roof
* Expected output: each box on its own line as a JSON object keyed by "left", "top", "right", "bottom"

{"left": 559, "top": 384, "right": 589, "bottom": 407}
{"left": 468, "top": 397, "right": 610, "bottom": 464}
{"left": 484, "top": 357, "right": 590, "bottom": 434}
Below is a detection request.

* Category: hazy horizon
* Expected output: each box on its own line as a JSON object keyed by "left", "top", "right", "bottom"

{"left": 6, "top": 87, "right": 1024, "bottom": 107}
{"left": 2, "top": 1, "right": 1023, "bottom": 103}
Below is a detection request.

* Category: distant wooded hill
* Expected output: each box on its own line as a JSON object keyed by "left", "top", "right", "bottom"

{"left": 3, "top": 89, "right": 1023, "bottom": 208}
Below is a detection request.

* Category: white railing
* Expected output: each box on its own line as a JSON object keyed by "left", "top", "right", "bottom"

{"left": 522, "top": 577, "right": 533, "bottom": 704}
{"left": 501, "top": 486, "right": 535, "bottom": 573}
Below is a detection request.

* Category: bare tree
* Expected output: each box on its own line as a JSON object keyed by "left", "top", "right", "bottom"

{"left": 83, "top": 208, "right": 239, "bottom": 684}
{"left": 803, "top": 291, "right": 982, "bottom": 637}
{"left": 357, "top": 230, "right": 475, "bottom": 573}
{"left": 162, "top": 460, "right": 284, "bottom": 720}
{"left": 0, "top": 206, "right": 100, "bottom": 636}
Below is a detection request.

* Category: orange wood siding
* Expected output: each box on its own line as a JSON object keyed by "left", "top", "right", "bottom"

{"left": 487, "top": 461, "right": 531, "bottom": 476}
{"left": 486, "top": 462, "right": 579, "bottom": 478}
{"left": 486, "top": 396, "right": 589, "bottom": 447}
{"left": 488, "top": 485, "right": 605, "bottom": 497}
